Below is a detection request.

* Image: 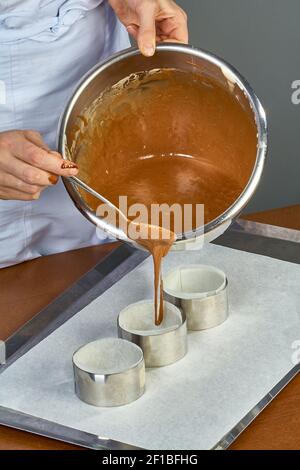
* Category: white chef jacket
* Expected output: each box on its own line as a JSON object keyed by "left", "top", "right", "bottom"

{"left": 0, "top": 0, "right": 130, "bottom": 268}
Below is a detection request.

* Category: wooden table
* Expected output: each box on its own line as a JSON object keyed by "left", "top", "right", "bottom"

{"left": 0, "top": 205, "right": 299, "bottom": 450}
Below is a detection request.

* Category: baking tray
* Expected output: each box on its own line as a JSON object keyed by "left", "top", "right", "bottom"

{"left": 0, "top": 219, "right": 299, "bottom": 449}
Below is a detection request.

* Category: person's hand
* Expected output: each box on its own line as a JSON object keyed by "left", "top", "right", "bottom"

{"left": 109, "top": 0, "right": 188, "bottom": 56}
{"left": 0, "top": 130, "right": 78, "bottom": 201}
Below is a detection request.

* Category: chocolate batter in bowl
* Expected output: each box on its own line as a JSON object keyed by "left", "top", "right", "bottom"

{"left": 58, "top": 44, "right": 267, "bottom": 324}
{"left": 71, "top": 67, "right": 257, "bottom": 225}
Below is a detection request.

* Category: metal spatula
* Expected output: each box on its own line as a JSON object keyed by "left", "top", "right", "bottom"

{"left": 67, "top": 175, "right": 131, "bottom": 242}
{"left": 68, "top": 175, "right": 119, "bottom": 213}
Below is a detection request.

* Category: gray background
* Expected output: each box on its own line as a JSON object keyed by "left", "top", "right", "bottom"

{"left": 176, "top": 0, "right": 299, "bottom": 213}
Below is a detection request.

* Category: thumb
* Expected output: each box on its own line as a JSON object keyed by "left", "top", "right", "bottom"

{"left": 137, "top": 2, "right": 156, "bottom": 57}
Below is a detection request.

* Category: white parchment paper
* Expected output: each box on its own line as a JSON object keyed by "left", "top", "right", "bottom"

{"left": 0, "top": 244, "right": 299, "bottom": 449}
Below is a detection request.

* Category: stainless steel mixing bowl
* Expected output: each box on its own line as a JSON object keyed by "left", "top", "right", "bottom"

{"left": 58, "top": 44, "right": 267, "bottom": 250}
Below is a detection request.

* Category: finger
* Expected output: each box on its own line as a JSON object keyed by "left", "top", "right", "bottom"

{"left": 10, "top": 136, "right": 78, "bottom": 177}
{"left": 23, "top": 130, "right": 51, "bottom": 151}
{"left": 156, "top": 7, "right": 188, "bottom": 44}
{"left": 0, "top": 172, "right": 47, "bottom": 195}
{"left": 157, "top": 19, "right": 188, "bottom": 44}
{"left": 156, "top": 33, "right": 168, "bottom": 41}
{"left": 0, "top": 149, "right": 58, "bottom": 186}
{"left": 171, "top": 21, "right": 188, "bottom": 44}
{"left": 136, "top": 1, "right": 157, "bottom": 56}
{"left": 126, "top": 24, "right": 139, "bottom": 41}
{"left": 160, "top": 37, "right": 187, "bottom": 43}
{"left": 0, "top": 186, "right": 41, "bottom": 201}
{"left": 23, "top": 132, "right": 59, "bottom": 184}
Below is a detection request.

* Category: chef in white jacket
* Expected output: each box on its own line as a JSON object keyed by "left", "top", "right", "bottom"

{"left": 0, "top": 0, "right": 188, "bottom": 268}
